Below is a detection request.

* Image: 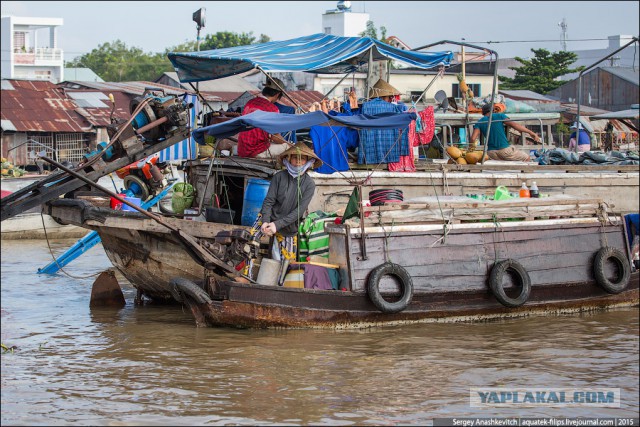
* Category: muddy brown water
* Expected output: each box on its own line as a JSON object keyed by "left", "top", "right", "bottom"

{"left": 1, "top": 239, "right": 638, "bottom": 425}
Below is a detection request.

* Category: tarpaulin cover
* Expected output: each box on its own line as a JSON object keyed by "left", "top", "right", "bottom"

{"left": 168, "top": 33, "right": 453, "bottom": 83}
{"left": 192, "top": 110, "right": 417, "bottom": 144}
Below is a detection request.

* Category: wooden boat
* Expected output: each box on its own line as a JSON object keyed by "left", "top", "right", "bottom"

{"left": 185, "top": 157, "right": 640, "bottom": 216}
{"left": 46, "top": 194, "right": 639, "bottom": 329}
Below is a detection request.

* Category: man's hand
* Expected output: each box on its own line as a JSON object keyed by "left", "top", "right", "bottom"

{"left": 269, "top": 134, "right": 288, "bottom": 145}
{"left": 260, "top": 222, "right": 277, "bottom": 236}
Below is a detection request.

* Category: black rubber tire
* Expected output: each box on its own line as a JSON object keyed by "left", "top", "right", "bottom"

{"left": 169, "top": 277, "right": 212, "bottom": 304}
{"left": 489, "top": 259, "right": 531, "bottom": 308}
{"left": 593, "top": 247, "right": 630, "bottom": 294}
{"left": 367, "top": 263, "right": 413, "bottom": 313}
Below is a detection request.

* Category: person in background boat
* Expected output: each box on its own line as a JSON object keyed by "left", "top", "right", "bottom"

{"left": 358, "top": 79, "right": 410, "bottom": 166}
{"left": 246, "top": 143, "right": 323, "bottom": 276}
{"left": 568, "top": 122, "right": 591, "bottom": 153}
{"left": 470, "top": 103, "right": 540, "bottom": 162}
{"left": 237, "top": 77, "right": 291, "bottom": 159}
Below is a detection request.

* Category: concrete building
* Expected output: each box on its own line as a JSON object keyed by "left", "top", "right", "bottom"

{"left": 559, "top": 35, "right": 639, "bottom": 81}
{"left": 321, "top": 1, "right": 369, "bottom": 37}
{"left": 1, "top": 16, "right": 64, "bottom": 83}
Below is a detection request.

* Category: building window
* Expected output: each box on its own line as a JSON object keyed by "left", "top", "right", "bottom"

{"left": 13, "top": 32, "right": 26, "bottom": 52}
{"left": 452, "top": 83, "right": 481, "bottom": 98}
{"left": 410, "top": 91, "right": 425, "bottom": 102}
{"left": 324, "top": 27, "right": 332, "bottom": 35}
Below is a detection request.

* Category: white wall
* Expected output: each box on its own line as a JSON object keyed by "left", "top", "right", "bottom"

{"left": 322, "top": 11, "right": 369, "bottom": 37}
{"left": 1, "top": 17, "right": 14, "bottom": 79}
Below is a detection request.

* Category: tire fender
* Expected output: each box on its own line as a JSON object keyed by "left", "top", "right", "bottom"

{"left": 489, "top": 259, "right": 531, "bottom": 308}
{"left": 169, "top": 277, "right": 212, "bottom": 304}
{"left": 593, "top": 247, "right": 630, "bottom": 294}
{"left": 367, "top": 263, "right": 413, "bottom": 313}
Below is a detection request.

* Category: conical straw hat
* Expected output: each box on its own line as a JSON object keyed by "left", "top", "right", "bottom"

{"left": 278, "top": 142, "right": 323, "bottom": 169}
{"left": 368, "top": 79, "right": 401, "bottom": 98}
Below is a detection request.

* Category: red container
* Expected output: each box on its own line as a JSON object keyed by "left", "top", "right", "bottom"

{"left": 110, "top": 193, "right": 127, "bottom": 210}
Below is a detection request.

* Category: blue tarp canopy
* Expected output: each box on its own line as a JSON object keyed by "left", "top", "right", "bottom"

{"left": 192, "top": 110, "right": 417, "bottom": 144}
{"left": 168, "top": 33, "right": 453, "bottom": 83}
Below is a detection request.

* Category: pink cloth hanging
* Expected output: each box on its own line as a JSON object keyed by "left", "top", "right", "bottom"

{"left": 388, "top": 107, "right": 435, "bottom": 172}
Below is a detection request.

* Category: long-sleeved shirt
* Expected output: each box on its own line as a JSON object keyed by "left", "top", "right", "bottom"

{"left": 260, "top": 170, "right": 316, "bottom": 237}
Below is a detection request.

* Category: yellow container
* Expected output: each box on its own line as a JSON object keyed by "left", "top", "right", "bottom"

{"left": 283, "top": 269, "right": 305, "bottom": 288}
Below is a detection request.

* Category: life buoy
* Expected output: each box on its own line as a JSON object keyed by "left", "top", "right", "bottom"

{"left": 169, "top": 277, "right": 212, "bottom": 304}
{"left": 593, "top": 247, "right": 630, "bottom": 294}
{"left": 367, "top": 263, "right": 413, "bottom": 313}
{"left": 489, "top": 259, "right": 531, "bottom": 308}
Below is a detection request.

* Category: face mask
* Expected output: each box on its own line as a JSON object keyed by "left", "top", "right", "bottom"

{"left": 283, "top": 158, "right": 314, "bottom": 178}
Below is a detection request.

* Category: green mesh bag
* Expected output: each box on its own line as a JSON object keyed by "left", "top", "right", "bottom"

{"left": 171, "top": 182, "right": 195, "bottom": 214}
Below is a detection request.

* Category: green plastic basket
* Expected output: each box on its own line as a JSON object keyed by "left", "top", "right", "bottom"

{"left": 171, "top": 183, "right": 195, "bottom": 214}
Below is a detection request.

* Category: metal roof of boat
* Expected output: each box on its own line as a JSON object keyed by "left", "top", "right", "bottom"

{"left": 168, "top": 33, "right": 454, "bottom": 83}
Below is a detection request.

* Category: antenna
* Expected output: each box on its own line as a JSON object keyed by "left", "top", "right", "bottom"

{"left": 558, "top": 18, "right": 568, "bottom": 51}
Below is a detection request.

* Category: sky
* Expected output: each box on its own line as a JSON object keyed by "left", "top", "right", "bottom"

{"left": 1, "top": 0, "right": 638, "bottom": 63}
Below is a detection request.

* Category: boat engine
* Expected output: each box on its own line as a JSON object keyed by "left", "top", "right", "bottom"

{"left": 115, "top": 155, "right": 169, "bottom": 200}
{"left": 199, "top": 229, "right": 260, "bottom": 271}
{"left": 129, "top": 91, "right": 191, "bottom": 142}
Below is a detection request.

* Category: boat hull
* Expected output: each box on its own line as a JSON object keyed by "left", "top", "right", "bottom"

{"left": 46, "top": 199, "right": 639, "bottom": 328}
{"left": 196, "top": 278, "right": 639, "bottom": 329}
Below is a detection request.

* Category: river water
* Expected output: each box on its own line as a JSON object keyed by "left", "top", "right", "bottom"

{"left": 1, "top": 238, "right": 638, "bottom": 425}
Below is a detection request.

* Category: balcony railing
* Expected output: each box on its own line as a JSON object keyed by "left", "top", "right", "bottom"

{"left": 13, "top": 47, "right": 63, "bottom": 64}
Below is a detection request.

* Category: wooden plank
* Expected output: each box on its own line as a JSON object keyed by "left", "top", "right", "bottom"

{"left": 363, "top": 198, "right": 603, "bottom": 211}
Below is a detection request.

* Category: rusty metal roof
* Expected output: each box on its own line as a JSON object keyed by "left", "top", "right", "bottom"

{"left": 248, "top": 90, "right": 325, "bottom": 111}
{"left": 63, "top": 89, "right": 132, "bottom": 127}
{"left": 1, "top": 79, "right": 90, "bottom": 132}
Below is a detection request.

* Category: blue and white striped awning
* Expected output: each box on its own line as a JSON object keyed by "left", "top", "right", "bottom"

{"left": 168, "top": 33, "right": 453, "bottom": 83}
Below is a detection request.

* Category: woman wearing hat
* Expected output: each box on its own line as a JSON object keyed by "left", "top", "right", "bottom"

{"left": 245, "top": 143, "right": 323, "bottom": 278}
{"left": 568, "top": 122, "right": 591, "bottom": 153}
{"left": 237, "top": 77, "right": 291, "bottom": 159}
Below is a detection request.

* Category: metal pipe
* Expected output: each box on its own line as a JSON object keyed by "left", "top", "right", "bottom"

{"left": 321, "top": 70, "right": 355, "bottom": 101}
{"left": 135, "top": 116, "right": 168, "bottom": 135}
{"left": 365, "top": 48, "right": 373, "bottom": 101}
{"left": 256, "top": 66, "right": 306, "bottom": 113}
{"left": 575, "top": 36, "right": 638, "bottom": 152}
{"left": 413, "top": 40, "right": 498, "bottom": 165}
{"left": 38, "top": 155, "right": 237, "bottom": 275}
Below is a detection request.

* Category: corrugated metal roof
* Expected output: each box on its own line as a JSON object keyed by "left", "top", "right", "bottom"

{"left": 1, "top": 119, "right": 17, "bottom": 131}
{"left": 1, "top": 80, "right": 15, "bottom": 90}
{"left": 200, "top": 91, "right": 244, "bottom": 103}
{"left": 67, "top": 91, "right": 109, "bottom": 108}
{"left": 63, "top": 89, "right": 132, "bottom": 127}
{"left": 63, "top": 67, "right": 105, "bottom": 82}
{"left": 61, "top": 80, "right": 188, "bottom": 96}
{"left": 247, "top": 90, "right": 325, "bottom": 111}
{"left": 600, "top": 67, "right": 639, "bottom": 86}
{"left": 160, "top": 71, "right": 259, "bottom": 92}
{"left": 499, "top": 90, "right": 557, "bottom": 102}
{"left": 591, "top": 108, "right": 640, "bottom": 120}
{"left": 1, "top": 79, "right": 91, "bottom": 132}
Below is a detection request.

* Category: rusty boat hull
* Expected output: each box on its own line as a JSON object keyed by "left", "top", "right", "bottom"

{"left": 47, "top": 199, "right": 639, "bottom": 329}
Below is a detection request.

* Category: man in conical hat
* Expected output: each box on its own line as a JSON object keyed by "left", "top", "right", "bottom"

{"left": 359, "top": 79, "right": 410, "bottom": 166}
{"left": 244, "top": 143, "right": 322, "bottom": 279}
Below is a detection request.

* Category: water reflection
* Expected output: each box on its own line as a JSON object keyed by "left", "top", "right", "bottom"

{"left": 1, "top": 239, "right": 638, "bottom": 425}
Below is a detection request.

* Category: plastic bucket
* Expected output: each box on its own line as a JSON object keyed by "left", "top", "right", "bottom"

{"left": 256, "top": 258, "right": 280, "bottom": 286}
{"left": 494, "top": 186, "right": 513, "bottom": 201}
{"left": 121, "top": 196, "right": 142, "bottom": 211}
{"left": 241, "top": 178, "right": 270, "bottom": 226}
{"left": 206, "top": 207, "right": 235, "bottom": 224}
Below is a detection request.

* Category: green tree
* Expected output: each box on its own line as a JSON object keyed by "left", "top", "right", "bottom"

{"left": 200, "top": 31, "right": 271, "bottom": 50}
{"left": 359, "top": 20, "right": 387, "bottom": 41}
{"left": 499, "top": 48, "right": 584, "bottom": 93}
{"left": 67, "top": 40, "right": 172, "bottom": 82}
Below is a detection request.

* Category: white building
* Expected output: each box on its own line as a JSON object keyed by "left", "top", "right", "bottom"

{"left": 1, "top": 16, "right": 64, "bottom": 83}
{"left": 559, "top": 35, "right": 639, "bottom": 81}
{"left": 321, "top": 1, "right": 369, "bottom": 37}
